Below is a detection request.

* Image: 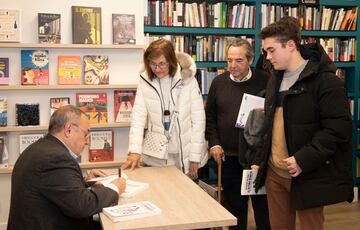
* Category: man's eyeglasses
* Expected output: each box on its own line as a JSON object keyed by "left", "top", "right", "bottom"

{"left": 149, "top": 61, "right": 169, "bottom": 70}
{"left": 71, "top": 123, "right": 90, "bottom": 139}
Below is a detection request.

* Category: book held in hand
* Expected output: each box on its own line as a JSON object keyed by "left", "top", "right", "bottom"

{"left": 235, "top": 93, "right": 264, "bottom": 128}
{"left": 103, "top": 201, "right": 161, "bottom": 222}
{"left": 38, "top": 13, "right": 61, "bottom": 44}
{"left": 241, "top": 169, "right": 266, "bottom": 195}
{"left": 0, "top": 9, "right": 21, "bottom": 42}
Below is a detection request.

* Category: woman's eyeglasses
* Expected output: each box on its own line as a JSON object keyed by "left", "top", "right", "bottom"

{"left": 149, "top": 61, "right": 169, "bottom": 70}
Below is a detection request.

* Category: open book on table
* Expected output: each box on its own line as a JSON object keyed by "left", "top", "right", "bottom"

{"left": 88, "top": 173, "right": 149, "bottom": 198}
{"left": 103, "top": 201, "right": 162, "bottom": 222}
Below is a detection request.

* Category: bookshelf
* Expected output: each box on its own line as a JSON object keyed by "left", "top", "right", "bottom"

{"left": 144, "top": 0, "right": 360, "bottom": 186}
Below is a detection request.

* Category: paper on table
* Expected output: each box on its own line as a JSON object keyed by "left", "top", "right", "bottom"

{"left": 240, "top": 169, "right": 266, "bottom": 195}
{"left": 235, "top": 93, "right": 265, "bottom": 128}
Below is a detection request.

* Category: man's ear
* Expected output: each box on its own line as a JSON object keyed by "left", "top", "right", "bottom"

{"left": 64, "top": 122, "right": 72, "bottom": 137}
{"left": 287, "top": 40, "right": 297, "bottom": 50}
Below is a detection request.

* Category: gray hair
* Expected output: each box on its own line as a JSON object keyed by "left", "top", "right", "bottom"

{"left": 226, "top": 38, "right": 254, "bottom": 62}
{"left": 48, "top": 105, "right": 85, "bottom": 134}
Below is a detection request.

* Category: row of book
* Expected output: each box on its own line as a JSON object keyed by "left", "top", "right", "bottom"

{"left": 1, "top": 52, "right": 111, "bottom": 86}
{"left": 0, "top": 8, "right": 135, "bottom": 44}
{"left": 0, "top": 90, "right": 136, "bottom": 127}
{"left": 146, "top": 1, "right": 256, "bottom": 29}
{"left": 261, "top": 4, "right": 358, "bottom": 31}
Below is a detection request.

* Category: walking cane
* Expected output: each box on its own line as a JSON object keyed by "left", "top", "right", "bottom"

{"left": 217, "top": 159, "right": 222, "bottom": 204}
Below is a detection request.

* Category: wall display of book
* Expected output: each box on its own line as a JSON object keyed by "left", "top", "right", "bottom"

{"left": 76, "top": 93, "right": 108, "bottom": 124}
{"left": 19, "top": 133, "right": 45, "bottom": 155}
{"left": 112, "top": 14, "right": 136, "bottom": 44}
{"left": 114, "top": 89, "right": 136, "bottom": 123}
{"left": 0, "top": 98, "right": 7, "bottom": 127}
{"left": 58, "top": 56, "right": 81, "bottom": 85}
{"left": 89, "top": 130, "right": 114, "bottom": 162}
{"left": 0, "top": 9, "right": 21, "bottom": 42}
{"left": 15, "top": 103, "right": 40, "bottom": 126}
{"left": 0, "top": 136, "right": 9, "bottom": 168}
{"left": 50, "top": 97, "right": 70, "bottom": 116}
{"left": 0, "top": 57, "right": 9, "bottom": 85}
{"left": 38, "top": 13, "right": 61, "bottom": 44}
{"left": 83, "top": 55, "right": 109, "bottom": 85}
{"left": 72, "top": 6, "right": 102, "bottom": 44}
{"left": 21, "top": 50, "right": 49, "bottom": 85}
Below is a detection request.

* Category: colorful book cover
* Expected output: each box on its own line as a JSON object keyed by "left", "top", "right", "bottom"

{"left": 50, "top": 97, "right": 70, "bottom": 116}
{"left": 112, "top": 14, "right": 136, "bottom": 44}
{"left": 0, "top": 136, "right": 9, "bottom": 168}
{"left": 15, "top": 103, "right": 40, "bottom": 126}
{"left": 19, "top": 133, "right": 44, "bottom": 154}
{"left": 0, "top": 9, "right": 21, "bottom": 42}
{"left": 83, "top": 55, "right": 109, "bottom": 85}
{"left": 114, "top": 89, "right": 136, "bottom": 122}
{"left": 71, "top": 6, "right": 102, "bottom": 44}
{"left": 89, "top": 130, "right": 114, "bottom": 162}
{"left": 58, "top": 56, "right": 81, "bottom": 84}
{"left": 21, "top": 50, "right": 49, "bottom": 85}
{"left": 76, "top": 93, "right": 108, "bottom": 124}
{"left": 0, "top": 58, "right": 9, "bottom": 85}
{"left": 0, "top": 98, "right": 7, "bottom": 127}
{"left": 38, "top": 13, "right": 61, "bottom": 44}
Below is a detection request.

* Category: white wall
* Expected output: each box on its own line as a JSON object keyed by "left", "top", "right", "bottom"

{"left": 0, "top": 0, "right": 146, "bottom": 226}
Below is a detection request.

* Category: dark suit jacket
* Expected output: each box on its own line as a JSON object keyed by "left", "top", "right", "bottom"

{"left": 7, "top": 134, "right": 119, "bottom": 230}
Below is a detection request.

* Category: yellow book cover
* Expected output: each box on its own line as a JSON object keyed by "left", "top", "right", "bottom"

{"left": 58, "top": 56, "right": 81, "bottom": 84}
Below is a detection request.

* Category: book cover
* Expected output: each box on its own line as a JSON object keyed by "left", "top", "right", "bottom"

{"left": 0, "top": 98, "right": 7, "bottom": 127}
{"left": 0, "top": 9, "right": 21, "bottom": 42}
{"left": 21, "top": 50, "right": 49, "bottom": 85}
{"left": 112, "top": 14, "right": 136, "bottom": 44}
{"left": 19, "top": 133, "right": 44, "bottom": 154}
{"left": 72, "top": 6, "right": 102, "bottom": 44}
{"left": 114, "top": 89, "right": 136, "bottom": 123}
{"left": 57, "top": 56, "right": 81, "bottom": 84}
{"left": 0, "top": 136, "right": 9, "bottom": 168}
{"left": 50, "top": 97, "right": 70, "bottom": 116}
{"left": 76, "top": 93, "right": 108, "bottom": 124}
{"left": 38, "top": 13, "right": 61, "bottom": 44}
{"left": 102, "top": 201, "right": 162, "bottom": 222}
{"left": 0, "top": 58, "right": 9, "bottom": 85}
{"left": 89, "top": 130, "right": 114, "bottom": 162}
{"left": 83, "top": 55, "right": 109, "bottom": 85}
{"left": 15, "top": 103, "right": 40, "bottom": 126}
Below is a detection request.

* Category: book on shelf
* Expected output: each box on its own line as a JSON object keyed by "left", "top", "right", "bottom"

{"left": 19, "top": 133, "right": 45, "bottom": 154}
{"left": 0, "top": 57, "right": 9, "bottom": 85}
{"left": 15, "top": 103, "right": 40, "bottom": 126}
{"left": 0, "top": 9, "right": 21, "bottom": 42}
{"left": 114, "top": 89, "right": 136, "bottom": 123}
{"left": 38, "top": 13, "right": 61, "bottom": 44}
{"left": 112, "top": 14, "right": 136, "bottom": 45}
{"left": 83, "top": 55, "right": 109, "bottom": 85}
{"left": 21, "top": 50, "right": 49, "bottom": 85}
{"left": 76, "top": 93, "right": 108, "bottom": 124}
{"left": 89, "top": 130, "right": 114, "bottom": 162}
{"left": 0, "top": 136, "right": 9, "bottom": 168}
{"left": 58, "top": 56, "right": 81, "bottom": 85}
{"left": 50, "top": 97, "right": 70, "bottom": 116}
{"left": 71, "top": 6, "right": 102, "bottom": 44}
{"left": 103, "top": 201, "right": 161, "bottom": 222}
{"left": 0, "top": 98, "right": 7, "bottom": 127}
{"left": 88, "top": 173, "right": 149, "bottom": 198}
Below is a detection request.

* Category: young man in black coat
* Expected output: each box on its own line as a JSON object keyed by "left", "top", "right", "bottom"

{"left": 205, "top": 38, "right": 270, "bottom": 230}
{"left": 254, "top": 16, "right": 353, "bottom": 230}
{"left": 8, "top": 105, "right": 126, "bottom": 230}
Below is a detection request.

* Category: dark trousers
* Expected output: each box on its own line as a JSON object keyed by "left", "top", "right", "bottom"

{"left": 222, "top": 156, "right": 271, "bottom": 230}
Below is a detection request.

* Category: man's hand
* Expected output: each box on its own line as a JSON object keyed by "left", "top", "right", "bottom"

{"left": 85, "top": 169, "right": 109, "bottom": 181}
{"left": 111, "top": 177, "right": 126, "bottom": 193}
{"left": 121, "top": 153, "right": 142, "bottom": 170}
{"left": 250, "top": 165, "right": 260, "bottom": 171}
{"left": 189, "top": 162, "right": 199, "bottom": 180}
{"left": 283, "top": 156, "right": 302, "bottom": 177}
{"left": 209, "top": 146, "right": 224, "bottom": 164}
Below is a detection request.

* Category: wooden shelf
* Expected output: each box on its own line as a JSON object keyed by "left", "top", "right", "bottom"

{"left": 0, "top": 160, "right": 125, "bottom": 174}
{"left": 0, "top": 122, "right": 130, "bottom": 132}
{"left": 0, "top": 84, "right": 137, "bottom": 91}
{"left": 0, "top": 43, "right": 145, "bottom": 49}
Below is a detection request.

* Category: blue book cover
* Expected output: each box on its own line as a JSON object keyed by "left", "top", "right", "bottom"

{"left": 0, "top": 98, "right": 7, "bottom": 127}
{"left": 21, "top": 50, "right": 49, "bottom": 85}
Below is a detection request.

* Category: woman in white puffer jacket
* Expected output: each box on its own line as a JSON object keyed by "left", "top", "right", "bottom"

{"left": 122, "top": 39, "right": 207, "bottom": 179}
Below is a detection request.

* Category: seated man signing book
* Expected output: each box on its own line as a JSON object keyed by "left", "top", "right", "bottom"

{"left": 8, "top": 105, "right": 126, "bottom": 230}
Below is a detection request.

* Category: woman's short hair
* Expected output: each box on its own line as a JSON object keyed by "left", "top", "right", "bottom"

{"left": 143, "top": 39, "right": 178, "bottom": 81}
